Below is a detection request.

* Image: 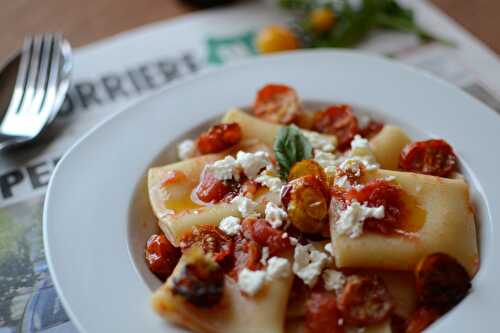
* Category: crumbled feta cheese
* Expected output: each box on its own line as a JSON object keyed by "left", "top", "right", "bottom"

{"left": 289, "top": 237, "right": 299, "bottom": 246}
{"left": 348, "top": 135, "right": 379, "bottom": 171}
{"left": 205, "top": 156, "right": 239, "bottom": 180}
{"left": 303, "top": 131, "right": 337, "bottom": 152}
{"left": 324, "top": 243, "right": 334, "bottom": 256}
{"left": 292, "top": 244, "right": 329, "bottom": 287}
{"left": 281, "top": 232, "right": 288, "bottom": 239}
{"left": 265, "top": 202, "right": 287, "bottom": 228}
{"left": 339, "top": 158, "right": 363, "bottom": 177}
{"left": 218, "top": 216, "right": 241, "bottom": 236}
{"left": 177, "top": 139, "right": 197, "bottom": 160}
{"left": 334, "top": 175, "right": 352, "bottom": 190}
{"left": 255, "top": 173, "right": 283, "bottom": 193}
{"left": 385, "top": 175, "right": 396, "bottom": 181}
{"left": 231, "top": 195, "right": 259, "bottom": 218}
{"left": 266, "top": 257, "right": 291, "bottom": 280}
{"left": 334, "top": 200, "right": 385, "bottom": 238}
{"left": 238, "top": 268, "right": 266, "bottom": 296}
{"left": 322, "top": 269, "right": 346, "bottom": 293}
{"left": 260, "top": 247, "right": 270, "bottom": 265}
{"left": 236, "top": 151, "right": 271, "bottom": 179}
{"left": 314, "top": 151, "right": 340, "bottom": 171}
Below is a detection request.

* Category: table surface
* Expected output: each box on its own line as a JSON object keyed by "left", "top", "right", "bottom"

{"left": 1, "top": 0, "right": 499, "bottom": 62}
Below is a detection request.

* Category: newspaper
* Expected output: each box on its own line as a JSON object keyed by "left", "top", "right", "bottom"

{"left": 1, "top": 0, "right": 499, "bottom": 331}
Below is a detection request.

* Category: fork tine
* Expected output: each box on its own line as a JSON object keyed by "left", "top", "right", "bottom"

{"left": 38, "top": 34, "right": 61, "bottom": 121}
{"left": 16, "top": 35, "right": 43, "bottom": 115}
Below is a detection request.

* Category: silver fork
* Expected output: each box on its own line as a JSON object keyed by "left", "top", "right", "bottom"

{"left": 0, "top": 33, "right": 72, "bottom": 150}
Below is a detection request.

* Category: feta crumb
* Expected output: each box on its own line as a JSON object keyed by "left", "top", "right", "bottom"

{"left": 281, "top": 232, "right": 288, "bottom": 239}
{"left": 236, "top": 151, "right": 271, "bottom": 179}
{"left": 339, "top": 158, "right": 362, "bottom": 177}
{"left": 303, "top": 131, "right": 337, "bottom": 152}
{"left": 324, "top": 243, "right": 334, "bottom": 256}
{"left": 385, "top": 175, "right": 396, "bottom": 181}
{"left": 218, "top": 216, "right": 241, "bottom": 236}
{"left": 231, "top": 195, "right": 259, "bottom": 218}
{"left": 292, "top": 244, "right": 329, "bottom": 287}
{"left": 260, "top": 247, "right": 270, "bottom": 265}
{"left": 289, "top": 237, "right": 299, "bottom": 246}
{"left": 314, "top": 151, "right": 340, "bottom": 171}
{"left": 322, "top": 269, "right": 346, "bottom": 293}
{"left": 238, "top": 268, "right": 266, "bottom": 296}
{"left": 177, "top": 139, "right": 197, "bottom": 160}
{"left": 334, "top": 175, "right": 352, "bottom": 190}
{"left": 334, "top": 200, "right": 385, "bottom": 238}
{"left": 265, "top": 202, "right": 287, "bottom": 228}
{"left": 255, "top": 173, "right": 283, "bottom": 193}
{"left": 348, "top": 135, "right": 379, "bottom": 171}
{"left": 205, "top": 156, "right": 239, "bottom": 180}
{"left": 266, "top": 257, "right": 291, "bottom": 280}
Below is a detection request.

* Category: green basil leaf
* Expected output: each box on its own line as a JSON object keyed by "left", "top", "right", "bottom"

{"left": 273, "top": 125, "right": 313, "bottom": 180}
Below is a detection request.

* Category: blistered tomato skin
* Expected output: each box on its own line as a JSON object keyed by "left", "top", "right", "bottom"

{"left": 253, "top": 84, "right": 301, "bottom": 124}
{"left": 313, "top": 105, "right": 358, "bottom": 150}
{"left": 415, "top": 253, "right": 471, "bottom": 311}
{"left": 305, "top": 292, "right": 344, "bottom": 333}
{"left": 284, "top": 175, "right": 331, "bottom": 234}
{"left": 399, "top": 139, "right": 457, "bottom": 177}
{"left": 346, "top": 179, "right": 405, "bottom": 235}
{"left": 145, "top": 234, "right": 181, "bottom": 281}
{"left": 194, "top": 172, "right": 240, "bottom": 204}
{"left": 337, "top": 275, "right": 394, "bottom": 326}
{"left": 241, "top": 218, "right": 291, "bottom": 255}
{"left": 405, "top": 307, "right": 441, "bottom": 333}
{"left": 179, "top": 225, "right": 235, "bottom": 268}
{"left": 359, "top": 120, "right": 384, "bottom": 139}
{"left": 197, "top": 123, "right": 242, "bottom": 154}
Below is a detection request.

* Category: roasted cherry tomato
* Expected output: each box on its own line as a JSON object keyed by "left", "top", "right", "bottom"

{"left": 337, "top": 274, "right": 394, "bottom": 326}
{"left": 229, "top": 236, "right": 262, "bottom": 279}
{"left": 415, "top": 253, "right": 471, "bottom": 311}
{"left": 288, "top": 159, "right": 328, "bottom": 185}
{"left": 197, "top": 122, "right": 242, "bottom": 154}
{"left": 171, "top": 248, "right": 224, "bottom": 308}
{"left": 405, "top": 307, "right": 441, "bottom": 333}
{"left": 313, "top": 105, "right": 358, "bottom": 150}
{"left": 346, "top": 179, "right": 406, "bottom": 235}
{"left": 359, "top": 120, "right": 384, "bottom": 139}
{"left": 283, "top": 175, "right": 331, "bottom": 235}
{"left": 180, "top": 225, "right": 235, "bottom": 267}
{"left": 241, "top": 218, "right": 291, "bottom": 255}
{"left": 399, "top": 139, "right": 457, "bottom": 177}
{"left": 253, "top": 84, "right": 301, "bottom": 124}
{"left": 305, "top": 292, "right": 344, "bottom": 333}
{"left": 145, "top": 234, "right": 181, "bottom": 281}
{"left": 310, "top": 7, "right": 336, "bottom": 33}
{"left": 195, "top": 172, "right": 240, "bottom": 203}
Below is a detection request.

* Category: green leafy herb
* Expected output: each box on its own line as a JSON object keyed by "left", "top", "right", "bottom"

{"left": 273, "top": 125, "right": 313, "bottom": 180}
{"left": 279, "top": 0, "right": 453, "bottom": 48}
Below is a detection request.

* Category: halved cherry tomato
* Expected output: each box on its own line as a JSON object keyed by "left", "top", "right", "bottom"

{"left": 229, "top": 236, "right": 262, "bottom": 279}
{"left": 179, "top": 225, "right": 235, "bottom": 268}
{"left": 171, "top": 249, "right": 224, "bottom": 308}
{"left": 359, "top": 120, "right": 384, "bottom": 139}
{"left": 399, "top": 139, "right": 457, "bottom": 177}
{"left": 337, "top": 274, "right": 394, "bottom": 326}
{"left": 145, "top": 234, "right": 181, "bottom": 281}
{"left": 241, "top": 218, "right": 292, "bottom": 255}
{"left": 197, "top": 122, "right": 242, "bottom": 154}
{"left": 161, "top": 170, "right": 187, "bottom": 187}
{"left": 415, "top": 253, "right": 471, "bottom": 311}
{"left": 288, "top": 159, "right": 328, "bottom": 185}
{"left": 405, "top": 307, "right": 441, "bottom": 333}
{"left": 195, "top": 172, "right": 240, "bottom": 203}
{"left": 283, "top": 175, "right": 331, "bottom": 235}
{"left": 313, "top": 105, "right": 358, "bottom": 150}
{"left": 253, "top": 84, "right": 301, "bottom": 124}
{"left": 305, "top": 292, "right": 345, "bottom": 333}
{"left": 346, "top": 179, "right": 406, "bottom": 235}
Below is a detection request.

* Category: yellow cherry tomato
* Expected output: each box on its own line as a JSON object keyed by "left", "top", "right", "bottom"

{"left": 310, "top": 7, "right": 336, "bottom": 33}
{"left": 256, "top": 25, "right": 300, "bottom": 54}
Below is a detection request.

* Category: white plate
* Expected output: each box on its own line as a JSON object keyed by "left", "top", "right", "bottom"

{"left": 44, "top": 50, "right": 500, "bottom": 333}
